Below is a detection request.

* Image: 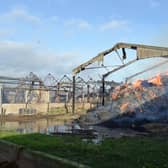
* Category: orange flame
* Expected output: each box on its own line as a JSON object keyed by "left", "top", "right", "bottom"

{"left": 120, "top": 103, "right": 129, "bottom": 112}
{"left": 132, "top": 80, "right": 143, "bottom": 88}
{"left": 148, "top": 74, "right": 162, "bottom": 86}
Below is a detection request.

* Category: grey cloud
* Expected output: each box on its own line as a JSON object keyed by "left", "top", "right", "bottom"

{"left": 0, "top": 41, "right": 80, "bottom": 77}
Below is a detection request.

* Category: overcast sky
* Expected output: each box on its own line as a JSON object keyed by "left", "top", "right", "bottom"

{"left": 0, "top": 0, "right": 168, "bottom": 81}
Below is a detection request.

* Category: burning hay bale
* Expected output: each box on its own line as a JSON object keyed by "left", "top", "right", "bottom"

{"left": 79, "top": 73, "right": 168, "bottom": 128}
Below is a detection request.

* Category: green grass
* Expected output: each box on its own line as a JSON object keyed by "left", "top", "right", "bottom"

{"left": 0, "top": 131, "right": 17, "bottom": 138}
{"left": 0, "top": 132, "right": 168, "bottom": 168}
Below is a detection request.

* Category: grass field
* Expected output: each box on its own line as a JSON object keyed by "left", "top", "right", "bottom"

{"left": 0, "top": 132, "right": 168, "bottom": 168}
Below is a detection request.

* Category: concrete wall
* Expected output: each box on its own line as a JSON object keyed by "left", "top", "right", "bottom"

{"left": 1, "top": 103, "right": 91, "bottom": 115}
{"left": 2, "top": 104, "right": 26, "bottom": 114}
{"left": 2, "top": 103, "right": 65, "bottom": 115}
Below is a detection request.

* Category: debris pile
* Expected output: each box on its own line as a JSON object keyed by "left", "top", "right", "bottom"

{"left": 79, "top": 73, "right": 168, "bottom": 127}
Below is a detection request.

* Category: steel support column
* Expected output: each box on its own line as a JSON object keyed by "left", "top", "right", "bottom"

{"left": 87, "top": 84, "right": 90, "bottom": 103}
{"left": 72, "top": 76, "right": 76, "bottom": 114}
{"left": 102, "top": 76, "right": 105, "bottom": 106}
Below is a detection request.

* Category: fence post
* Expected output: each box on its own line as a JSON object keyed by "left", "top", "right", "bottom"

{"left": 47, "top": 90, "right": 50, "bottom": 114}
{"left": 102, "top": 76, "right": 105, "bottom": 106}
{"left": 0, "top": 85, "right": 3, "bottom": 123}
{"left": 72, "top": 76, "right": 76, "bottom": 114}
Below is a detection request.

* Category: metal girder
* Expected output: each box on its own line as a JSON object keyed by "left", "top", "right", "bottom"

{"left": 103, "top": 59, "right": 137, "bottom": 78}
{"left": 72, "top": 42, "right": 168, "bottom": 75}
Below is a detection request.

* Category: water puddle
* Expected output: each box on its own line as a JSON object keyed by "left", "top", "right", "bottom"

{"left": 0, "top": 118, "right": 71, "bottom": 133}
{"left": 0, "top": 118, "right": 101, "bottom": 143}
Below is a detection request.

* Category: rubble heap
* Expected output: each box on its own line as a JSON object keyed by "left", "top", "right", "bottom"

{"left": 79, "top": 73, "right": 168, "bottom": 127}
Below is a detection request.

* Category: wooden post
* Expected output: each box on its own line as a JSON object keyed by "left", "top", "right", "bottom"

{"left": 82, "top": 86, "right": 84, "bottom": 109}
{"left": 0, "top": 85, "right": 4, "bottom": 124}
{"left": 0, "top": 86, "right": 3, "bottom": 118}
{"left": 102, "top": 76, "right": 105, "bottom": 106}
{"left": 87, "top": 84, "right": 90, "bottom": 103}
{"left": 72, "top": 76, "right": 76, "bottom": 114}
{"left": 65, "top": 92, "right": 69, "bottom": 113}
{"left": 47, "top": 90, "right": 50, "bottom": 114}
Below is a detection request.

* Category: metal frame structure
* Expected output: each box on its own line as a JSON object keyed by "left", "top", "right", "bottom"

{"left": 73, "top": 42, "right": 168, "bottom": 75}
{"left": 0, "top": 72, "right": 104, "bottom": 114}
{"left": 72, "top": 42, "right": 168, "bottom": 110}
{"left": 1, "top": 42, "right": 168, "bottom": 114}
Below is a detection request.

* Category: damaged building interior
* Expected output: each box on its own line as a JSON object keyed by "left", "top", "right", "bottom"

{"left": 0, "top": 72, "right": 117, "bottom": 115}
{"left": 72, "top": 42, "right": 168, "bottom": 129}
{"left": 1, "top": 42, "right": 168, "bottom": 118}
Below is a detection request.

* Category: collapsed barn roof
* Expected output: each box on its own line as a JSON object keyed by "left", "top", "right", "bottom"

{"left": 73, "top": 42, "right": 168, "bottom": 76}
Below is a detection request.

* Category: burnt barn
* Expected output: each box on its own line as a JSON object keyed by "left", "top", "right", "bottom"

{"left": 72, "top": 42, "right": 168, "bottom": 128}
